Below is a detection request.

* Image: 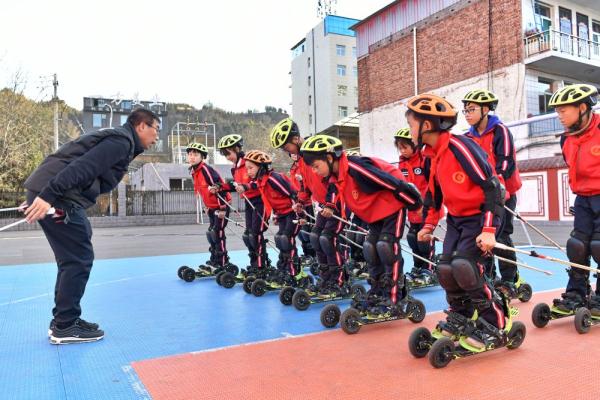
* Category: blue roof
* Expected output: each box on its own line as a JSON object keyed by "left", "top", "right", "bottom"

{"left": 324, "top": 15, "right": 360, "bottom": 37}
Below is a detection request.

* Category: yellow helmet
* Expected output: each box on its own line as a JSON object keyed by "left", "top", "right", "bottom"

{"left": 186, "top": 142, "right": 208, "bottom": 155}
{"left": 462, "top": 89, "right": 499, "bottom": 110}
{"left": 548, "top": 84, "right": 598, "bottom": 108}
{"left": 346, "top": 149, "right": 361, "bottom": 156}
{"left": 244, "top": 150, "right": 272, "bottom": 166}
{"left": 270, "top": 118, "right": 299, "bottom": 149}
{"left": 217, "top": 134, "right": 243, "bottom": 149}
{"left": 394, "top": 128, "right": 411, "bottom": 140}
{"left": 300, "top": 134, "right": 343, "bottom": 156}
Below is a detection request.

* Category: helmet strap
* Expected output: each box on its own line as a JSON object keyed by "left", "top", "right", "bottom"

{"left": 474, "top": 106, "right": 488, "bottom": 132}
{"left": 564, "top": 106, "right": 593, "bottom": 136}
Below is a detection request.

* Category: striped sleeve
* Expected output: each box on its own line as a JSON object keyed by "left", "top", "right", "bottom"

{"left": 267, "top": 172, "right": 297, "bottom": 200}
{"left": 492, "top": 124, "right": 516, "bottom": 179}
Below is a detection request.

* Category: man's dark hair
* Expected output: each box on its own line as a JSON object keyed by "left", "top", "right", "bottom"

{"left": 126, "top": 108, "right": 160, "bottom": 128}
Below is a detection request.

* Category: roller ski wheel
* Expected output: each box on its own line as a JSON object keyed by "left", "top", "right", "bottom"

{"left": 243, "top": 276, "right": 256, "bottom": 294}
{"left": 224, "top": 263, "right": 239, "bottom": 276}
{"left": 251, "top": 279, "right": 267, "bottom": 297}
{"left": 517, "top": 283, "right": 533, "bottom": 303}
{"left": 177, "top": 266, "right": 189, "bottom": 279}
{"left": 350, "top": 283, "right": 366, "bottom": 299}
{"left": 340, "top": 307, "right": 362, "bottom": 335}
{"left": 292, "top": 289, "right": 311, "bottom": 311}
{"left": 215, "top": 271, "right": 225, "bottom": 286}
{"left": 428, "top": 337, "right": 455, "bottom": 368}
{"left": 506, "top": 321, "right": 527, "bottom": 349}
{"left": 531, "top": 303, "right": 551, "bottom": 328}
{"left": 182, "top": 267, "right": 196, "bottom": 282}
{"left": 407, "top": 299, "right": 427, "bottom": 323}
{"left": 320, "top": 304, "right": 341, "bottom": 328}
{"left": 220, "top": 272, "right": 236, "bottom": 289}
{"left": 408, "top": 327, "right": 433, "bottom": 358}
{"left": 279, "top": 286, "right": 296, "bottom": 306}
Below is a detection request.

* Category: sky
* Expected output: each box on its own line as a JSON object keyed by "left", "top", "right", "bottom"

{"left": 0, "top": 0, "right": 391, "bottom": 113}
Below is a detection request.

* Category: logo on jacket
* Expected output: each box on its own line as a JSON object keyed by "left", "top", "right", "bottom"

{"left": 414, "top": 167, "right": 422, "bottom": 175}
{"left": 452, "top": 171, "right": 466, "bottom": 184}
{"left": 591, "top": 145, "right": 600, "bottom": 156}
{"left": 352, "top": 190, "right": 359, "bottom": 200}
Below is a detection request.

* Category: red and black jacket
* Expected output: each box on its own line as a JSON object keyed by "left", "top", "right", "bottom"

{"left": 248, "top": 171, "right": 298, "bottom": 217}
{"left": 220, "top": 152, "right": 261, "bottom": 199}
{"left": 190, "top": 162, "right": 231, "bottom": 210}
{"left": 561, "top": 113, "right": 600, "bottom": 196}
{"left": 399, "top": 150, "right": 444, "bottom": 224}
{"left": 464, "top": 116, "right": 522, "bottom": 195}
{"left": 294, "top": 155, "right": 328, "bottom": 204}
{"left": 290, "top": 159, "right": 312, "bottom": 205}
{"left": 326, "top": 154, "right": 422, "bottom": 224}
{"left": 423, "top": 132, "right": 501, "bottom": 233}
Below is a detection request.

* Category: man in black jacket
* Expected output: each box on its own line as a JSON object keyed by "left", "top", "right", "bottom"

{"left": 23, "top": 108, "right": 160, "bottom": 344}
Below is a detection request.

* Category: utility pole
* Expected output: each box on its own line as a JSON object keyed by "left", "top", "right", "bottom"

{"left": 53, "top": 73, "right": 59, "bottom": 151}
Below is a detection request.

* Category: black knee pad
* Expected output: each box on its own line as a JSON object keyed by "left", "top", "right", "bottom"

{"left": 590, "top": 233, "right": 600, "bottom": 265}
{"left": 362, "top": 234, "right": 379, "bottom": 266}
{"left": 275, "top": 234, "right": 293, "bottom": 252}
{"left": 309, "top": 228, "right": 322, "bottom": 253}
{"left": 319, "top": 232, "right": 336, "bottom": 258}
{"left": 451, "top": 256, "right": 483, "bottom": 292}
{"left": 206, "top": 229, "right": 217, "bottom": 246}
{"left": 436, "top": 254, "right": 460, "bottom": 291}
{"left": 567, "top": 230, "right": 591, "bottom": 266}
{"left": 376, "top": 233, "right": 398, "bottom": 267}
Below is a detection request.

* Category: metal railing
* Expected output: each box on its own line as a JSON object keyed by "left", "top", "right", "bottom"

{"left": 524, "top": 29, "right": 600, "bottom": 60}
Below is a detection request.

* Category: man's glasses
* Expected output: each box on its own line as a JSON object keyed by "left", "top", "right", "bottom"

{"left": 461, "top": 108, "right": 479, "bottom": 115}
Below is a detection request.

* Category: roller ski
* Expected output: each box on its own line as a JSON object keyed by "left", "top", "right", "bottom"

{"left": 323, "top": 278, "right": 426, "bottom": 333}
{"left": 494, "top": 273, "right": 532, "bottom": 303}
{"left": 178, "top": 249, "right": 239, "bottom": 283}
{"left": 216, "top": 254, "right": 275, "bottom": 290}
{"left": 408, "top": 298, "right": 526, "bottom": 368}
{"left": 532, "top": 292, "right": 600, "bottom": 333}
{"left": 280, "top": 276, "right": 366, "bottom": 311}
{"left": 250, "top": 266, "right": 314, "bottom": 297}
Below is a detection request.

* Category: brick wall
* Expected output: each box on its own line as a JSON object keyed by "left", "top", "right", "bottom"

{"left": 358, "top": 0, "right": 523, "bottom": 112}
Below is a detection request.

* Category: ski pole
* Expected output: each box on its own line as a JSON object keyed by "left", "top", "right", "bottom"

{"left": 315, "top": 205, "right": 368, "bottom": 233}
{"left": 0, "top": 208, "right": 56, "bottom": 232}
{"left": 494, "top": 254, "right": 553, "bottom": 276}
{"left": 223, "top": 215, "right": 279, "bottom": 254}
{"left": 504, "top": 206, "right": 566, "bottom": 254}
{"left": 240, "top": 192, "right": 275, "bottom": 234}
{"left": 495, "top": 242, "right": 600, "bottom": 274}
{"left": 0, "top": 207, "right": 26, "bottom": 213}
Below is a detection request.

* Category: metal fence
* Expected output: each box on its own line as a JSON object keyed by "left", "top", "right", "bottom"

{"left": 125, "top": 189, "right": 247, "bottom": 216}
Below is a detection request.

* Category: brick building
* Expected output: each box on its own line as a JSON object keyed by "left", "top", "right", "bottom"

{"left": 352, "top": 0, "right": 599, "bottom": 162}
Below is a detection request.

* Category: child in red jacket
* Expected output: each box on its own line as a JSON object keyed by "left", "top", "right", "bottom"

{"left": 395, "top": 128, "right": 439, "bottom": 284}
{"left": 549, "top": 84, "right": 600, "bottom": 314}
{"left": 406, "top": 93, "right": 506, "bottom": 349}
{"left": 187, "top": 143, "right": 233, "bottom": 271}
{"left": 300, "top": 134, "right": 422, "bottom": 311}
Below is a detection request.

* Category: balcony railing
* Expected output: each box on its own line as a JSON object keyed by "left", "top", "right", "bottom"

{"left": 524, "top": 29, "right": 600, "bottom": 61}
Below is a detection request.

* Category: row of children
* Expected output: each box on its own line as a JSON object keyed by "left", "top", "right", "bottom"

{"left": 185, "top": 83, "right": 599, "bottom": 349}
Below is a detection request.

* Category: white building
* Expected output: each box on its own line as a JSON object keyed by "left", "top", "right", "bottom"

{"left": 290, "top": 15, "right": 360, "bottom": 141}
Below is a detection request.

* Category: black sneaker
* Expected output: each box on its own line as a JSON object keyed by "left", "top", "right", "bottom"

{"left": 49, "top": 319, "right": 104, "bottom": 344}
{"left": 48, "top": 318, "right": 100, "bottom": 336}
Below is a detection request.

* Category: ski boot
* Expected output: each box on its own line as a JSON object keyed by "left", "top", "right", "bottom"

{"left": 532, "top": 291, "right": 587, "bottom": 328}
{"left": 410, "top": 298, "right": 526, "bottom": 368}
{"left": 336, "top": 277, "right": 426, "bottom": 334}
{"left": 406, "top": 268, "right": 438, "bottom": 290}
{"left": 494, "top": 273, "right": 532, "bottom": 303}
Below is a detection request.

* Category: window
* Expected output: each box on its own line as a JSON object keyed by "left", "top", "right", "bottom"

{"left": 337, "top": 85, "right": 347, "bottom": 96}
{"left": 577, "top": 13, "right": 590, "bottom": 58}
{"left": 593, "top": 20, "right": 600, "bottom": 57}
{"left": 309, "top": 114, "right": 313, "bottom": 125}
{"left": 121, "top": 100, "right": 132, "bottom": 110}
{"left": 559, "top": 7, "right": 573, "bottom": 53}
{"left": 119, "top": 115, "right": 128, "bottom": 126}
{"left": 352, "top": 46, "right": 357, "bottom": 58}
{"left": 353, "top": 66, "right": 358, "bottom": 77}
{"left": 537, "top": 77, "right": 553, "bottom": 114}
{"left": 307, "top": 57, "right": 311, "bottom": 68}
{"left": 337, "top": 64, "right": 346, "bottom": 76}
{"left": 336, "top": 44, "right": 346, "bottom": 56}
{"left": 92, "top": 113, "right": 106, "bottom": 128}
{"left": 308, "top": 95, "right": 312, "bottom": 106}
{"left": 169, "top": 179, "right": 184, "bottom": 191}
{"left": 338, "top": 106, "right": 348, "bottom": 118}
{"left": 308, "top": 76, "right": 311, "bottom": 86}
{"left": 534, "top": 1, "right": 552, "bottom": 43}
{"left": 183, "top": 179, "right": 194, "bottom": 191}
